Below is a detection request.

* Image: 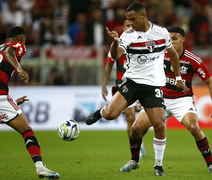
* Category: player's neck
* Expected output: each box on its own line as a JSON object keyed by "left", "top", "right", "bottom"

{"left": 177, "top": 47, "right": 184, "bottom": 58}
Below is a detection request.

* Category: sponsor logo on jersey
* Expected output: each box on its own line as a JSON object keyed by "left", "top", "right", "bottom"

{"left": 0, "top": 113, "right": 8, "bottom": 120}
{"left": 137, "top": 55, "right": 159, "bottom": 64}
{"left": 197, "top": 68, "right": 206, "bottom": 78}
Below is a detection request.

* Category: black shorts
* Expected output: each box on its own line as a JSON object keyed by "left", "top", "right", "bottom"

{"left": 115, "top": 78, "right": 165, "bottom": 109}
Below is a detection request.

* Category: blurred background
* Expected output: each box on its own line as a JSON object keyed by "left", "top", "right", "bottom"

{"left": 0, "top": 0, "right": 212, "bottom": 130}
{"left": 0, "top": 0, "right": 211, "bottom": 86}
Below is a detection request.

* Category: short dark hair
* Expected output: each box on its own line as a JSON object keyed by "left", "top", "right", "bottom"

{"left": 168, "top": 26, "right": 185, "bottom": 37}
{"left": 7, "top": 26, "right": 26, "bottom": 38}
{"left": 126, "top": 2, "right": 145, "bottom": 13}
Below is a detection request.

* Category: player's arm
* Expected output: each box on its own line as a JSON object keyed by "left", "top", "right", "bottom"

{"left": 4, "top": 47, "right": 29, "bottom": 83}
{"left": 102, "top": 62, "right": 113, "bottom": 101}
{"left": 167, "top": 46, "right": 189, "bottom": 93}
{"left": 106, "top": 27, "right": 124, "bottom": 59}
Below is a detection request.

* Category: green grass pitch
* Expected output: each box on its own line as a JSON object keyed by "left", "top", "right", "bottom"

{"left": 0, "top": 129, "right": 212, "bottom": 180}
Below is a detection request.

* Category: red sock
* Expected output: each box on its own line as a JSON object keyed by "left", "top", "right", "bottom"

{"left": 196, "top": 137, "right": 212, "bottom": 167}
{"left": 22, "top": 129, "right": 42, "bottom": 163}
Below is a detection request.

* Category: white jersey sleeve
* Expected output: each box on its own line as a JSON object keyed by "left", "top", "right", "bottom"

{"left": 118, "top": 29, "right": 134, "bottom": 53}
{"left": 163, "top": 27, "right": 172, "bottom": 49}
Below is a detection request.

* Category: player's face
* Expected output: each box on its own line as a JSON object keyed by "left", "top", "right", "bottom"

{"left": 123, "top": 20, "right": 132, "bottom": 31}
{"left": 169, "top": 32, "right": 185, "bottom": 51}
{"left": 126, "top": 11, "right": 145, "bottom": 31}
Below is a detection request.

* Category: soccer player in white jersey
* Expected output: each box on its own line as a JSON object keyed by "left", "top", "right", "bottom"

{"left": 86, "top": 2, "right": 189, "bottom": 176}
{"left": 121, "top": 26, "right": 212, "bottom": 173}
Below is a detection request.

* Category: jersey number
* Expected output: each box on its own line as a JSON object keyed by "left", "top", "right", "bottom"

{"left": 155, "top": 88, "right": 163, "bottom": 98}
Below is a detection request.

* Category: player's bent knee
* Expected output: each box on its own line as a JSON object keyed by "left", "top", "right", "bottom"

{"left": 130, "top": 125, "right": 142, "bottom": 138}
{"left": 153, "top": 122, "right": 165, "bottom": 133}
{"left": 103, "top": 109, "right": 120, "bottom": 120}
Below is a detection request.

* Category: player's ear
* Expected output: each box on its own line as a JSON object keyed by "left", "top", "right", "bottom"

{"left": 181, "top": 36, "right": 185, "bottom": 43}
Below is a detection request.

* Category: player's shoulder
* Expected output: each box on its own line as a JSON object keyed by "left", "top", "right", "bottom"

{"left": 125, "top": 28, "right": 135, "bottom": 34}
{"left": 152, "top": 23, "right": 168, "bottom": 34}
{"left": 183, "top": 48, "right": 202, "bottom": 64}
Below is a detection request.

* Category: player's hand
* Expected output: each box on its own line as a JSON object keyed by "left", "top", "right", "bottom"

{"left": 102, "top": 86, "right": 108, "bottom": 101}
{"left": 106, "top": 27, "right": 119, "bottom": 42}
{"left": 17, "top": 69, "right": 29, "bottom": 83}
{"left": 16, "top": 96, "right": 29, "bottom": 105}
{"left": 176, "top": 80, "right": 189, "bottom": 93}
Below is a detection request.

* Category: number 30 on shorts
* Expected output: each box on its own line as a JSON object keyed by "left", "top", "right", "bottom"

{"left": 155, "top": 88, "right": 163, "bottom": 98}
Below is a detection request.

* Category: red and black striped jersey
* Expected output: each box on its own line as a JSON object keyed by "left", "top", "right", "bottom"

{"left": 106, "top": 51, "right": 127, "bottom": 82}
{"left": 0, "top": 42, "right": 26, "bottom": 95}
{"left": 162, "top": 48, "right": 211, "bottom": 99}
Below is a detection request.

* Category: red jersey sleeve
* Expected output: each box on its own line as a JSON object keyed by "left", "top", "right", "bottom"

{"left": 8, "top": 42, "right": 26, "bottom": 61}
{"left": 192, "top": 57, "right": 211, "bottom": 81}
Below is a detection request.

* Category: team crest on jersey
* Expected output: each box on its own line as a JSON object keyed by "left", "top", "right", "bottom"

{"left": 146, "top": 40, "right": 156, "bottom": 52}
{"left": 122, "top": 85, "right": 128, "bottom": 93}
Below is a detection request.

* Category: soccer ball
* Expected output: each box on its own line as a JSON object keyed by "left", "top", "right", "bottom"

{"left": 57, "top": 119, "right": 80, "bottom": 141}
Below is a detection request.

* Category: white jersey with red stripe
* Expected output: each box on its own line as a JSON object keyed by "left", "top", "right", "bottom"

{"left": 162, "top": 48, "right": 212, "bottom": 98}
{"left": 118, "top": 22, "right": 172, "bottom": 86}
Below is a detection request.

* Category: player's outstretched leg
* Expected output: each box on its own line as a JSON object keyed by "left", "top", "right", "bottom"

{"left": 120, "top": 160, "right": 140, "bottom": 172}
{"left": 86, "top": 106, "right": 104, "bottom": 125}
{"left": 22, "top": 129, "right": 60, "bottom": 179}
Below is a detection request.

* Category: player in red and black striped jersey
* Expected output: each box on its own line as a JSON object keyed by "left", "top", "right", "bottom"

{"left": 123, "top": 26, "right": 212, "bottom": 173}
{"left": 0, "top": 26, "right": 60, "bottom": 179}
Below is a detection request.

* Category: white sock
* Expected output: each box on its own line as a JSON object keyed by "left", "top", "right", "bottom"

{"left": 100, "top": 106, "right": 106, "bottom": 117}
{"left": 35, "top": 161, "right": 43, "bottom": 168}
{"left": 153, "top": 137, "right": 166, "bottom": 167}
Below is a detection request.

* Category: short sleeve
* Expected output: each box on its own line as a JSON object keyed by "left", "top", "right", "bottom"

{"left": 118, "top": 31, "right": 132, "bottom": 53}
{"left": 9, "top": 42, "right": 26, "bottom": 58}
{"left": 163, "top": 28, "right": 172, "bottom": 49}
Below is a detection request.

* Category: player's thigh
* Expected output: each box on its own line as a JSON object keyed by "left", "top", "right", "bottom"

{"left": 145, "top": 107, "right": 165, "bottom": 127}
{"left": 107, "top": 91, "right": 128, "bottom": 115}
{"left": 7, "top": 113, "right": 31, "bottom": 134}
{"left": 124, "top": 106, "right": 135, "bottom": 126}
{"left": 133, "top": 110, "right": 152, "bottom": 132}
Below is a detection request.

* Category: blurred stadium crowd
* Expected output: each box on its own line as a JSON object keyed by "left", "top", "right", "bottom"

{"left": 0, "top": 0, "right": 211, "bottom": 48}
{"left": 0, "top": 0, "right": 212, "bottom": 85}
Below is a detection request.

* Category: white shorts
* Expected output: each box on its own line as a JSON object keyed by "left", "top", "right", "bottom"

{"left": 140, "top": 96, "right": 197, "bottom": 123}
{"left": 164, "top": 96, "right": 197, "bottom": 122}
{"left": 0, "top": 95, "right": 22, "bottom": 123}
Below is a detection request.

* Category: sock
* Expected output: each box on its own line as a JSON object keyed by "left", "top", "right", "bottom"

{"left": 100, "top": 106, "right": 104, "bottom": 117}
{"left": 130, "top": 137, "right": 142, "bottom": 163}
{"left": 35, "top": 161, "right": 43, "bottom": 168}
{"left": 196, "top": 137, "right": 212, "bottom": 167}
{"left": 22, "top": 129, "right": 42, "bottom": 163}
{"left": 153, "top": 137, "right": 166, "bottom": 167}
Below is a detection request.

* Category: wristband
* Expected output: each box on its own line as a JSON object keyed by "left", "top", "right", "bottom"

{"left": 176, "top": 76, "right": 182, "bottom": 81}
